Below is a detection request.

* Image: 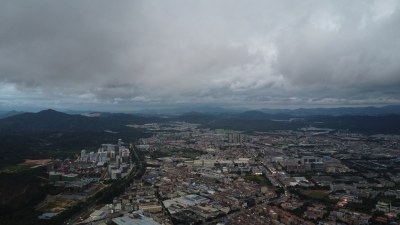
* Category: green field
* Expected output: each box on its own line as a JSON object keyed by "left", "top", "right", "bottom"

{"left": 149, "top": 147, "right": 204, "bottom": 159}
{"left": 242, "top": 175, "right": 272, "bottom": 185}
{"left": 303, "top": 190, "right": 329, "bottom": 199}
{"left": 0, "top": 164, "right": 31, "bottom": 174}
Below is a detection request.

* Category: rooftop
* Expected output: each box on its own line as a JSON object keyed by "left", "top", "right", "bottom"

{"left": 112, "top": 216, "right": 161, "bottom": 225}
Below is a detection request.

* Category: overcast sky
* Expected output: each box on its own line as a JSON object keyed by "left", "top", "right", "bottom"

{"left": 0, "top": 0, "right": 399, "bottom": 111}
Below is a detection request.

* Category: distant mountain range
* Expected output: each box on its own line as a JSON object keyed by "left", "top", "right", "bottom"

{"left": 0, "top": 110, "right": 24, "bottom": 119}
{"left": 0, "top": 109, "right": 166, "bottom": 134}
{"left": 258, "top": 105, "right": 400, "bottom": 116}
{"left": 0, "top": 107, "right": 400, "bottom": 136}
{"left": 1, "top": 104, "right": 400, "bottom": 117}
{"left": 132, "top": 104, "right": 400, "bottom": 116}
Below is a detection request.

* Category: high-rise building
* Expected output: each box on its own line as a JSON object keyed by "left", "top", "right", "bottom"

{"left": 81, "top": 149, "right": 86, "bottom": 162}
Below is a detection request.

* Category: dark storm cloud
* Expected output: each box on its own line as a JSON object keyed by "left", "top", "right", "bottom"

{"left": 0, "top": 0, "right": 399, "bottom": 109}
{"left": 275, "top": 1, "right": 400, "bottom": 98}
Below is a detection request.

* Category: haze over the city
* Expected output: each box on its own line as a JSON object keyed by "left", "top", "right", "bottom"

{"left": 0, "top": 0, "right": 399, "bottom": 111}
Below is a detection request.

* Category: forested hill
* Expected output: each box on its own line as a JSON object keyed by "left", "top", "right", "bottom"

{"left": 0, "top": 109, "right": 163, "bottom": 167}
{"left": 0, "top": 109, "right": 164, "bottom": 134}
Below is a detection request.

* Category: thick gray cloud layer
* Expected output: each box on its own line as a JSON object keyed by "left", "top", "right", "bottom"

{"left": 0, "top": 0, "right": 399, "bottom": 110}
